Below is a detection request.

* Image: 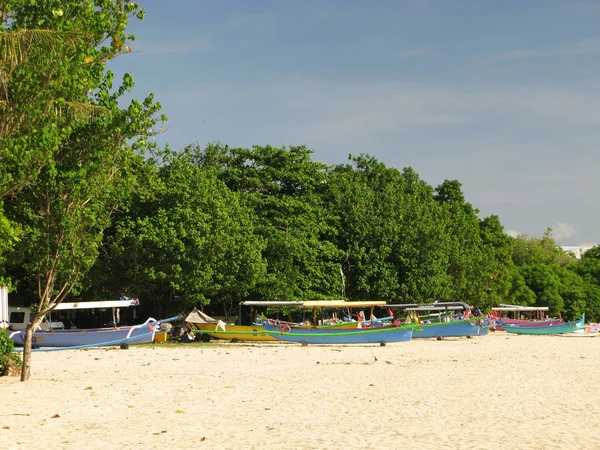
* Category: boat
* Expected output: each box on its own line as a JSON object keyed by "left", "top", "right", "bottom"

{"left": 186, "top": 307, "right": 282, "bottom": 342}
{"left": 187, "top": 300, "right": 392, "bottom": 342}
{"left": 388, "top": 302, "right": 491, "bottom": 339}
{"left": 8, "top": 300, "right": 178, "bottom": 348}
{"left": 265, "top": 323, "right": 415, "bottom": 345}
{"left": 503, "top": 314, "right": 585, "bottom": 335}
{"left": 491, "top": 305, "right": 562, "bottom": 331}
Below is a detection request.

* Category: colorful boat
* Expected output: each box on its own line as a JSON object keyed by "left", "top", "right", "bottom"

{"left": 495, "top": 317, "right": 564, "bottom": 331}
{"left": 187, "top": 301, "right": 390, "bottom": 342}
{"left": 388, "top": 302, "right": 491, "bottom": 339}
{"left": 503, "top": 315, "right": 585, "bottom": 335}
{"left": 264, "top": 321, "right": 415, "bottom": 344}
{"left": 185, "top": 309, "right": 278, "bottom": 342}
{"left": 491, "top": 305, "right": 560, "bottom": 331}
{"left": 415, "top": 319, "right": 490, "bottom": 339}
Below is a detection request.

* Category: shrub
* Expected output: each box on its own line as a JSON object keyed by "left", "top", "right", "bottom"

{"left": 0, "top": 329, "right": 22, "bottom": 375}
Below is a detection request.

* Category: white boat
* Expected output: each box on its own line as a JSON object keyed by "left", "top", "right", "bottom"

{"left": 7, "top": 299, "right": 177, "bottom": 349}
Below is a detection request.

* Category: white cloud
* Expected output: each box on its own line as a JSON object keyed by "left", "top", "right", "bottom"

{"left": 505, "top": 229, "right": 520, "bottom": 238}
{"left": 551, "top": 223, "right": 577, "bottom": 240}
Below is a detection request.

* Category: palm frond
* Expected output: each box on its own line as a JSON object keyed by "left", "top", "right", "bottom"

{"left": 62, "top": 101, "right": 108, "bottom": 121}
{"left": 0, "top": 29, "right": 85, "bottom": 68}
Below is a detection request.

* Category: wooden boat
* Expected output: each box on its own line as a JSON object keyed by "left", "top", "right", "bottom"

{"left": 186, "top": 308, "right": 279, "bottom": 342}
{"left": 188, "top": 300, "right": 391, "bottom": 342}
{"left": 491, "top": 305, "right": 562, "bottom": 331}
{"left": 415, "top": 319, "right": 490, "bottom": 339}
{"left": 388, "top": 302, "right": 491, "bottom": 339}
{"left": 265, "top": 323, "right": 415, "bottom": 345}
{"left": 503, "top": 315, "right": 585, "bottom": 335}
{"left": 9, "top": 300, "right": 178, "bottom": 348}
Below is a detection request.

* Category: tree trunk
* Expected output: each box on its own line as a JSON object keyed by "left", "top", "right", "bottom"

{"left": 20, "top": 315, "right": 44, "bottom": 382}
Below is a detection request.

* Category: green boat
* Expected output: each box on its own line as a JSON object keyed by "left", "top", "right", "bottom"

{"left": 503, "top": 314, "right": 584, "bottom": 335}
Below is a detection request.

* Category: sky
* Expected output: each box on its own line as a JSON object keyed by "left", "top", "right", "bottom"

{"left": 111, "top": 0, "right": 600, "bottom": 245}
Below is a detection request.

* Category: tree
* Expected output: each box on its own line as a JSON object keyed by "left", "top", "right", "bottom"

{"left": 86, "top": 146, "right": 267, "bottom": 318}
{"left": 197, "top": 144, "right": 343, "bottom": 302}
{"left": 1, "top": 1, "right": 163, "bottom": 381}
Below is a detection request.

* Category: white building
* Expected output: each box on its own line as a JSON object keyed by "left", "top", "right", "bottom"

{"left": 560, "top": 245, "right": 596, "bottom": 259}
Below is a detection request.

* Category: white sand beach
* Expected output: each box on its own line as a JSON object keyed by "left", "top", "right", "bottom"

{"left": 1, "top": 332, "right": 600, "bottom": 450}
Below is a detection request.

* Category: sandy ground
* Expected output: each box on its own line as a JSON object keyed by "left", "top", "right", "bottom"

{"left": 1, "top": 331, "right": 600, "bottom": 450}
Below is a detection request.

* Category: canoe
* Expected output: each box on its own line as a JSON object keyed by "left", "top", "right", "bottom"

{"left": 265, "top": 323, "right": 415, "bottom": 344}
{"left": 415, "top": 318, "right": 491, "bottom": 339}
{"left": 494, "top": 318, "right": 563, "bottom": 331}
{"left": 503, "top": 315, "right": 585, "bottom": 335}
{"left": 191, "top": 322, "right": 277, "bottom": 342}
{"left": 9, "top": 316, "right": 177, "bottom": 348}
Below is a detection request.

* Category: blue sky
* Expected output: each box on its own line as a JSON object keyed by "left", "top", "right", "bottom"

{"left": 113, "top": 0, "right": 600, "bottom": 245}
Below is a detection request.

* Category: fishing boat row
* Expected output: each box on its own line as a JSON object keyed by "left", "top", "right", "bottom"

{"left": 185, "top": 301, "right": 494, "bottom": 345}
{"left": 1, "top": 293, "right": 590, "bottom": 349}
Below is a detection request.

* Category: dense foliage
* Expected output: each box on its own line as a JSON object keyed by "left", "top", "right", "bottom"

{"left": 71, "top": 146, "right": 600, "bottom": 322}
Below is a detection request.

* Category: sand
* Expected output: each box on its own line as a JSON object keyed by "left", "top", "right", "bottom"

{"left": 1, "top": 332, "right": 600, "bottom": 450}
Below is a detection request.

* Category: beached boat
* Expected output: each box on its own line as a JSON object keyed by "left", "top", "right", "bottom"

{"left": 503, "top": 315, "right": 585, "bottom": 335}
{"left": 187, "top": 301, "right": 390, "bottom": 342}
{"left": 9, "top": 318, "right": 169, "bottom": 347}
{"left": 186, "top": 308, "right": 280, "bottom": 342}
{"left": 388, "top": 302, "right": 491, "bottom": 339}
{"left": 415, "top": 319, "right": 490, "bottom": 339}
{"left": 491, "top": 305, "right": 563, "bottom": 331}
{"left": 8, "top": 300, "right": 177, "bottom": 348}
{"left": 264, "top": 322, "right": 415, "bottom": 345}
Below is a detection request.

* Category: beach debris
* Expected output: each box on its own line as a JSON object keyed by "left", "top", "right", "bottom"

{"left": 84, "top": 386, "right": 93, "bottom": 390}
{"left": 175, "top": 409, "right": 184, "bottom": 414}
{"left": 51, "top": 414, "right": 60, "bottom": 419}
{"left": 152, "top": 430, "right": 168, "bottom": 435}
{"left": 200, "top": 437, "right": 206, "bottom": 441}
{"left": 2, "top": 426, "right": 10, "bottom": 429}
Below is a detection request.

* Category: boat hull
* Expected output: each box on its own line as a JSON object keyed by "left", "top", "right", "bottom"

{"left": 503, "top": 316, "right": 584, "bottom": 335}
{"left": 415, "top": 319, "right": 490, "bottom": 339}
{"left": 192, "top": 323, "right": 277, "bottom": 342}
{"left": 10, "top": 324, "right": 155, "bottom": 347}
{"left": 495, "top": 318, "right": 563, "bottom": 331}
{"left": 267, "top": 326, "right": 414, "bottom": 344}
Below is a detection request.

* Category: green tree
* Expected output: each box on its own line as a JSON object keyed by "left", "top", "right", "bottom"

{"left": 434, "top": 179, "right": 488, "bottom": 303}
{"left": 1, "top": 0, "right": 163, "bottom": 381}
{"left": 197, "top": 144, "right": 343, "bottom": 301}
{"left": 88, "top": 147, "right": 267, "bottom": 318}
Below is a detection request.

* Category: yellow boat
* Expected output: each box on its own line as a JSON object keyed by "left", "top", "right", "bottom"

{"left": 192, "top": 322, "right": 277, "bottom": 342}
{"left": 185, "top": 309, "right": 277, "bottom": 342}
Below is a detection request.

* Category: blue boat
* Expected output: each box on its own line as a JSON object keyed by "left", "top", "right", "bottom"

{"left": 264, "top": 322, "right": 415, "bottom": 344}
{"left": 9, "top": 316, "right": 178, "bottom": 348}
{"left": 415, "top": 319, "right": 490, "bottom": 339}
{"left": 386, "top": 302, "right": 491, "bottom": 339}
